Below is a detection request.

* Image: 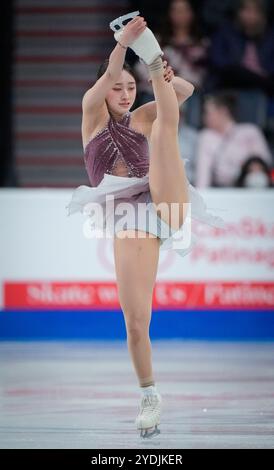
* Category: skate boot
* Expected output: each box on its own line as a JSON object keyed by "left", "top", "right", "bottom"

{"left": 109, "top": 10, "right": 164, "bottom": 65}
{"left": 135, "top": 392, "right": 162, "bottom": 438}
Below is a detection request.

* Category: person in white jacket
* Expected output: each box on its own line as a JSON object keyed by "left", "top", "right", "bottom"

{"left": 195, "top": 92, "right": 272, "bottom": 187}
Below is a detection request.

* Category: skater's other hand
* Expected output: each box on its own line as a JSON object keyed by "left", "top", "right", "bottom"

{"left": 119, "top": 16, "right": 147, "bottom": 47}
{"left": 163, "top": 60, "right": 174, "bottom": 82}
{"left": 148, "top": 60, "right": 175, "bottom": 84}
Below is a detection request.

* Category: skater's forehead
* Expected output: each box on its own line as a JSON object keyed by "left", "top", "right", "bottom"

{"left": 114, "top": 81, "right": 136, "bottom": 85}
{"left": 114, "top": 69, "right": 136, "bottom": 86}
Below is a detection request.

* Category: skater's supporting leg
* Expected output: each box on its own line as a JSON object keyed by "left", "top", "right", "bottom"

{"left": 113, "top": 230, "right": 160, "bottom": 385}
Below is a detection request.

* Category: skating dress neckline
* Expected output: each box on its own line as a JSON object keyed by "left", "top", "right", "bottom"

{"left": 84, "top": 111, "right": 150, "bottom": 187}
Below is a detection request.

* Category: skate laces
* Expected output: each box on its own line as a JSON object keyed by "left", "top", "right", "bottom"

{"left": 140, "top": 393, "right": 161, "bottom": 416}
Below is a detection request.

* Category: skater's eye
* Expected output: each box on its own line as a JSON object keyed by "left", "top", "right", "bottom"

{"left": 113, "top": 87, "right": 135, "bottom": 91}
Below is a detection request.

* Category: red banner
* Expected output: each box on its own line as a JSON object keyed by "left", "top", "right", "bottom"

{"left": 3, "top": 281, "right": 274, "bottom": 309}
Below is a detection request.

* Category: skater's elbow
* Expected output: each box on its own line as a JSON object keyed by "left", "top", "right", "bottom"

{"left": 183, "top": 83, "right": 195, "bottom": 100}
{"left": 187, "top": 82, "right": 195, "bottom": 97}
{"left": 176, "top": 83, "right": 195, "bottom": 106}
{"left": 181, "top": 77, "right": 195, "bottom": 97}
{"left": 173, "top": 76, "right": 195, "bottom": 100}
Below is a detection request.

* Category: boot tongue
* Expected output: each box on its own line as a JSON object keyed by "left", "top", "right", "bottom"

{"left": 143, "top": 394, "right": 155, "bottom": 405}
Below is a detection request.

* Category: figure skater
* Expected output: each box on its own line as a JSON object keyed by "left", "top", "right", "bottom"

{"left": 66, "top": 12, "right": 224, "bottom": 438}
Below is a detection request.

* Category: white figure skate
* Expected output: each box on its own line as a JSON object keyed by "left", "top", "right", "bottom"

{"left": 109, "top": 10, "right": 164, "bottom": 65}
{"left": 135, "top": 392, "right": 162, "bottom": 438}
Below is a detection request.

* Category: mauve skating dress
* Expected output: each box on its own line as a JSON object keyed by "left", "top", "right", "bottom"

{"left": 66, "top": 111, "right": 225, "bottom": 257}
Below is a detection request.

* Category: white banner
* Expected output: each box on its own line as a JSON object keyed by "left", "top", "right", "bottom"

{"left": 0, "top": 188, "right": 273, "bottom": 309}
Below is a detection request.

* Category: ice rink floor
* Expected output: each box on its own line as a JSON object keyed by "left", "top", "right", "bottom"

{"left": 0, "top": 340, "right": 274, "bottom": 449}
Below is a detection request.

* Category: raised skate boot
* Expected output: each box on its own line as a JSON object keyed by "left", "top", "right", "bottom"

{"left": 110, "top": 10, "right": 164, "bottom": 65}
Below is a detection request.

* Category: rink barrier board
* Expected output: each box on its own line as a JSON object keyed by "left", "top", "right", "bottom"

{"left": 0, "top": 308, "right": 274, "bottom": 340}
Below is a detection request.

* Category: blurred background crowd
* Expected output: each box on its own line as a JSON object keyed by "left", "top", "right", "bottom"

{"left": 129, "top": 0, "right": 274, "bottom": 188}
{"left": 1, "top": 0, "right": 274, "bottom": 189}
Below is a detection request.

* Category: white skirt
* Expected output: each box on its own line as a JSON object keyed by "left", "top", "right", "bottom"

{"left": 66, "top": 172, "right": 225, "bottom": 258}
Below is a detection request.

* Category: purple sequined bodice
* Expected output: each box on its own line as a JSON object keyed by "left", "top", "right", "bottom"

{"left": 83, "top": 111, "right": 150, "bottom": 187}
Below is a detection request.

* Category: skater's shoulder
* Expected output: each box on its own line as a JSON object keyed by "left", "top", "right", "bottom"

{"left": 128, "top": 109, "right": 151, "bottom": 141}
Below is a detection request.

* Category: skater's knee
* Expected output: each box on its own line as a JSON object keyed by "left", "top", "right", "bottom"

{"left": 124, "top": 311, "right": 150, "bottom": 341}
{"left": 126, "top": 327, "right": 143, "bottom": 344}
{"left": 126, "top": 317, "right": 150, "bottom": 333}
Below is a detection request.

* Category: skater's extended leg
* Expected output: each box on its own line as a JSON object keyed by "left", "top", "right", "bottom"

{"left": 148, "top": 57, "right": 190, "bottom": 231}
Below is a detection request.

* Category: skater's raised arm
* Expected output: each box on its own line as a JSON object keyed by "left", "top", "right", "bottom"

{"left": 82, "top": 16, "right": 147, "bottom": 111}
{"left": 82, "top": 44, "right": 127, "bottom": 112}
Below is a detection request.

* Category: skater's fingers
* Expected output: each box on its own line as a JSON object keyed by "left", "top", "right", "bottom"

{"left": 132, "top": 18, "right": 145, "bottom": 28}
{"left": 136, "top": 17, "right": 146, "bottom": 24}
{"left": 140, "top": 23, "right": 147, "bottom": 30}
{"left": 130, "top": 16, "right": 141, "bottom": 22}
{"left": 164, "top": 68, "right": 174, "bottom": 82}
{"left": 131, "top": 16, "right": 144, "bottom": 24}
{"left": 136, "top": 19, "right": 146, "bottom": 28}
{"left": 135, "top": 23, "right": 146, "bottom": 32}
{"left": 127, "top": 17, "right": 142, "bottom": 28}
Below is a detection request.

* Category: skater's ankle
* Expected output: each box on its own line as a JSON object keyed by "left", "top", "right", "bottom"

{"left": 140, "top": 384, "right": 158, "bottom": 396}
{"left": 147, "top": 56, "right": 164, "bottom": 78}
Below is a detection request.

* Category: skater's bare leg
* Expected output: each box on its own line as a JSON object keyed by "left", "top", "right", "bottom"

{"left": 113, "top": 230, "right": 160, "bottom": 386}
{"left": 148, "top": 58, "right": 189, "bottom": 231}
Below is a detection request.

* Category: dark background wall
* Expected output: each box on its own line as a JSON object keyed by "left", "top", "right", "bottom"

{"left": 0, "top": 1, "right": 17, "bottom": 186}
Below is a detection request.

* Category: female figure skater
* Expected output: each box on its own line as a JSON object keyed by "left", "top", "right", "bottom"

{"left": 67, "top": 13, "right": 224, "bottom": 438}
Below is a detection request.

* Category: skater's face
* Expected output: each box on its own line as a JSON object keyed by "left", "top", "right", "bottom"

{"left": 106, "top": 70, "right": 136, "bottom": 116}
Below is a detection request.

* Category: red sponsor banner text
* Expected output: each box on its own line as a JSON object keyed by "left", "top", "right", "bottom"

{"left": 3, "top": 281, "right": 274, "bottom": 309}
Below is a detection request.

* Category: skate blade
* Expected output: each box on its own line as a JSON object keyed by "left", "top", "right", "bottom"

{"left": 140, "top": 425, "right": 160, "bottom": 438}
{"left": 109, "top": 11, "right": 140, "bottom": 32}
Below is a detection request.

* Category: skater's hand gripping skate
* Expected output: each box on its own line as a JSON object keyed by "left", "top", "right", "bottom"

{"left": 110, "top": 11, "right": 164, "bottom": 65}
{"left": 114, "top": 16, "right": 147, "bottom": 48}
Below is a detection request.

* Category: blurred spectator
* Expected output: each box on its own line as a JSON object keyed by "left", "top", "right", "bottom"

{"left": 200, "top": 0, "right": 238, "bottom": 34}
{"left": 157, "top": 0, "right": 209, "bottom": 88}
{"left": 178, "top": 110, "right": 199, "bottom": 185}
{"left": 234, "top": 155, "right": 273, "bottom": 187}
{"left": 204, "top": 0, "right": 274, "bottom": 96}
{"left": 133, "top": 0, "right": 209, "bottom": 104}
{"left": 195, "top": 92, "right": 272, "bottom": 187}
